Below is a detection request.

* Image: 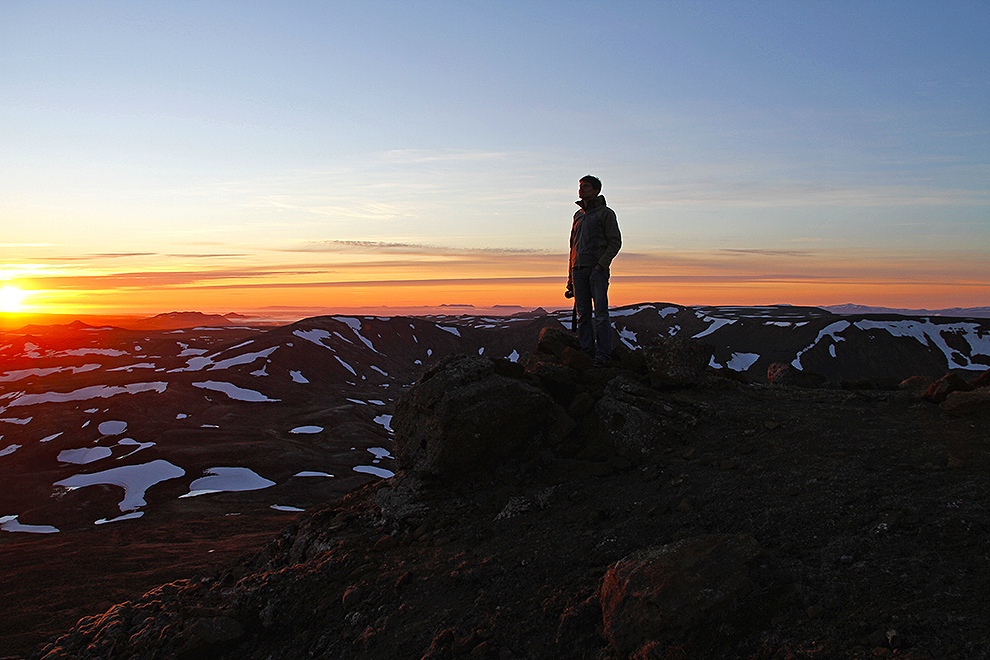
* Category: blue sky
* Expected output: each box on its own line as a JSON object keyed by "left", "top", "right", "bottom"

{"left": 1, "top": 1, "right": 988, "bottom": 314}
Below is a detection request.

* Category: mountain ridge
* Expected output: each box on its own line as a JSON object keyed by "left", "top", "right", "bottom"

{"left": 822, "top": 303, "right": 990, "bottom": 318}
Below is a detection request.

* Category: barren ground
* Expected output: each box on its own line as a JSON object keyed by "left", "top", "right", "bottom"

{"left": 8, "top": 378, "right": 990, "bottom": 659}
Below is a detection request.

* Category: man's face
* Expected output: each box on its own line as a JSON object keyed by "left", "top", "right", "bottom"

{"left": 578, "top": 180, "right": 599, "bottom": 199}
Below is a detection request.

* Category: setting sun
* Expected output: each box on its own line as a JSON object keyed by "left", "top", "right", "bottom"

{"left": 0, "top": 286, "right": 27, "bottom": 313}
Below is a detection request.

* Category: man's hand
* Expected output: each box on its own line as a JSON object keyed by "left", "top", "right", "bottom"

{"left": 564, "top": 288, "right": 574, "bottom": 299}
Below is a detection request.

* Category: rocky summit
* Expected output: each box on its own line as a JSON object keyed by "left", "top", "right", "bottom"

{"left": 17, "top": 315, "right": 990, "bottom": 660}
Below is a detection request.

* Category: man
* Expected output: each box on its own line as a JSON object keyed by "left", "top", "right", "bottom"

{"left": 565, "top": 175, "right": 621, "bottom": 364}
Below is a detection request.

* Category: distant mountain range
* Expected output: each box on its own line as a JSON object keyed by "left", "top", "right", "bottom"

{"left": 2, "top": 302, "right": 988, "bottom": 537}
{"left": 822, "top": 303, "right": 990, "bottom": 318}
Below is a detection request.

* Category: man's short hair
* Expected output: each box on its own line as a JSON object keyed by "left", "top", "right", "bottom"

{"left": 580, "top": 175, "right": 602, "bottom": 193}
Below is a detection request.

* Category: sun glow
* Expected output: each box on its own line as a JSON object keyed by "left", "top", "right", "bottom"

{"left": 0, "top": 286, "right": 27, "bottom": 313}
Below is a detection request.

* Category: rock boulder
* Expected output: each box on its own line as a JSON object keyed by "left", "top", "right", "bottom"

{"left": 600, "top": 534, "right": 765, "bottom": 657}
{"left": 922, "top": 372, "right": 972, "bottom": 404}
{"left": 643, "top": 337, "right": 714, "bottom": 388}
{"left": 393, "top": 355, "right": 573, "bottom": 476}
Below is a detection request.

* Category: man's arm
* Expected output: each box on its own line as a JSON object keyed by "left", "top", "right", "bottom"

{"left": 597, "top": 208, "right": 621, "bottom": 269}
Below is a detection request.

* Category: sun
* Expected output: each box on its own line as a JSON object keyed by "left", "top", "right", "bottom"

{"left": 0, "top": 286, "right": 27, "bottom": 313}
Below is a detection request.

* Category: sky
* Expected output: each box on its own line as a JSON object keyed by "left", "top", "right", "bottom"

{"left": 1, "top": 0, "right": 988, "bottom": 318}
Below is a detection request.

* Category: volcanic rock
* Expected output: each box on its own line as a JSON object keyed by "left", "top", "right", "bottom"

{"left": 767, "top": 362, "right": 828, "bottom": 388}
{"left": 940, "top": 389, "right": 990, "bottom": 416}
{"left": 392, "top": 355, "right": 573, "bottom": 476}
{"left": 970, "top": 368, "right": 990, "bottom": 389}
{"left": 898, "top": 375, "right": 932, "bottom": 391}
{"left": 922, "top": 372, "right": 973, "bottom": 403}
{"left": 536, "top": 326, "right": 580, "bottom": 360}
{"left": 590, "top": 375, "right": 688, "bottom": 459}
{"left": 643, "top": 337, "right": 714, "bottom": 388}
{"left": 600, "top": 534, "right": 766, "bottom": 657}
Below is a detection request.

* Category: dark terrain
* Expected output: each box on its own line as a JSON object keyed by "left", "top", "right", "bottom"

{"left": 18, "top": 332, "right": 990, "bottom": 660}
{"left": 1, "top": 305, "right": 989, "bottom": 659}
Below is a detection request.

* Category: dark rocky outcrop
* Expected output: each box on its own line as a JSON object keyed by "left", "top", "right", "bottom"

{"left": 392, "top": 355, "right": 574, "bottom": 476}
{"left": 922, "top": 372, "right": 973, "bottom": 403}
{"left": 643, "top": 336, "right": 715, "bottom": 388}
{"left": 589, "top": 375, "right": 694, "bottom": 460}
{"left": 940, "top": 389, "right": 990, "bottom": 416}
{"left": 971, "top": 368, "right": 990, "bottom": 389}
{"left": 600, "top": 534, "right": 766, "bottom": 657}
{"left": 767, "top": 362, "right": 828, "bottom": 388}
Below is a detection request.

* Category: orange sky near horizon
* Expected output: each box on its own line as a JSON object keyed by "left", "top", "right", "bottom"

{"left": 3, "top": 245, "right": 987, "bottom": 320}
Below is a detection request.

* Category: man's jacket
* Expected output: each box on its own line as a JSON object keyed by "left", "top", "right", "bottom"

{"left": 569, "top": 194, "right": 621, "bottom": 273}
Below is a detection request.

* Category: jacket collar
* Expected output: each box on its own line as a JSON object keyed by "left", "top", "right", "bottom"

{"left": 576, "top": 194, "right": 607, "bottom": 212}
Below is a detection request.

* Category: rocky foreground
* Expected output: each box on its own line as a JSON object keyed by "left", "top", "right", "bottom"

{"left": 26, "top": 329, "right": 990, "bottom": 659}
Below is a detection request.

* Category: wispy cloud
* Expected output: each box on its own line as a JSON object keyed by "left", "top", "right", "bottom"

{"left": 286, "top": 240, "right": 551, "bottom": 256}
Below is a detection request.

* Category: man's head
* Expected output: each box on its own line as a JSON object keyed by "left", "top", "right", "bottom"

{"left": 578, "top": 175, "right": 602, "bottom": 200}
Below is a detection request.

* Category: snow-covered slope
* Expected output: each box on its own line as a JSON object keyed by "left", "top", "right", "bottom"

{"left": 2, "top": 304, "right": 988, "bottom": 535}
{"left": 0, "top": 313, "right": 548, "bottom": 534}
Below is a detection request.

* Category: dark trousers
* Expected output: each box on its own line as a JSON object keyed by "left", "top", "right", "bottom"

{"left": 571, "top": 266, "right": 612, "bottom": 360}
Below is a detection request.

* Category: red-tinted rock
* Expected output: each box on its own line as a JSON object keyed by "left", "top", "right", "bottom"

{"left": 922, "top": 373, "right": 972, "bottom": 403}
{"left": 768, "top": 362, "right": 827, "bottom": 388}
{"left": 970, "top": 369, "right": 990, "bottom": 389}
{"left": 941, "top": 389, "right": 990, "bottom": 416}
{"left": 600, "top": 534, "right": 764, "bottom": 656}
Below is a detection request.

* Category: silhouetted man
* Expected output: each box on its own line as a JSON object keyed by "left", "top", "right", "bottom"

{"left": 565, "top": 175, "right": 621, "bottom": 364}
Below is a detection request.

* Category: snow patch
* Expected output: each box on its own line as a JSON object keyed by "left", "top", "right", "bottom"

{"left": 367, "top": 447, "right": 393, "bottom": 463}
{"left": 792, "top": 321, "right": 851, "bottom": 369}
{"left": 117, "top": 438, "right": 155, "bottom": 459}
{"left": 353, "top": 465, "right": 394, "bottom": 479}
{"left": 10, "top": 382, "right": 167, "bottom": 407}
{"left": 209, "top": 346, "right": 278, "bottom": 371}
{"left": 192, "top": 381, "right": 279, "bottom": 402}
{"left": 55, "top": 459, "right": 186, "bottom": 512}
{"left": 693, "top": 317, "right": 736, "bottom": 338}
{"left": 854, "top": 319, "right": 990, "bottom": 370}
{"left": 617, "top": 327, "right": 638, "bottom": 349}
{"left": 1, "top": 515, "right": 58, "bottom": 534}
{"left": 95, "top": 511, "right": 144, "bottom": 525}
{"left": 181, "top": 467, "right": 275, "bottom": 498}
{"left": 332, "top": 316, "right": 380, "bottom": 353}
{"left": 58, "top": 447, "right": 113, "bottom": 464}
{"left": 98, "top": 420, "right": 127, "bottom": 435}
{"left": 726, "top": 352, "right": 761, "bottom": 372}
{"left": 293, "top": 328, "right": 333, "bottom": 349}
{"left": 373, "top": 414, "right": 393, "bottom": 433}
{"left": 290, "top": 425, "right": 323, "bottom": 434}
{"left": 334, "top": 355, "right": 356, "bottom": 375}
